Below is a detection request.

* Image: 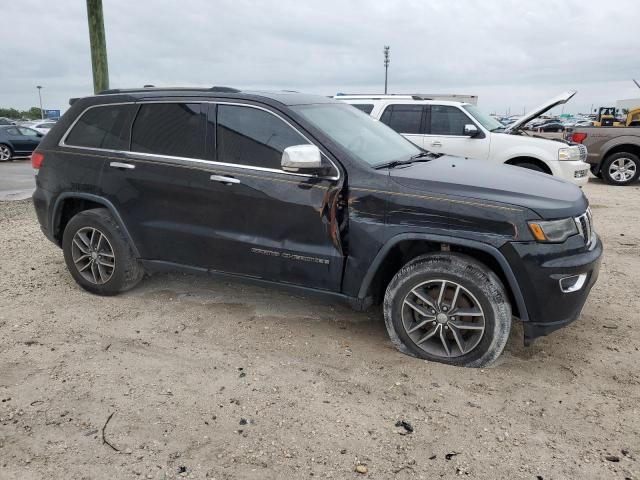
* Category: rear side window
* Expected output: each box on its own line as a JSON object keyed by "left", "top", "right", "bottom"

{"left": 379, "top": 105, "right": 424, "bottom": 134}
{"left": 350, "top": 104, "right": 374, "bottom": 114}
{"left": 217, "top": 105, "right": 308, "bottom": 170}
{"left": 65, "top": 104, "right": 136, "bottom": 150}
{"left": 131, "top": 103, "right": 205, "bottom": 158}
{"left": 430, "top": 105, "right": 470, "bottom": 136}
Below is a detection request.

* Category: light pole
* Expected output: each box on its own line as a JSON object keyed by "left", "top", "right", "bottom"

{"left": 36, "top": 85, "right": 44, "bottom": 119}
{"left": 383, "top": 46, "right": 390, "bottom": 94}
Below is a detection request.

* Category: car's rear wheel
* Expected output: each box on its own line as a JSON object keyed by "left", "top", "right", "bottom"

{"left": 62, "top": 208, "right": 143, "bottom": 295}
{"left": 383, "top": 253, "right": 511, "bottom": 367}
{"left": 601, "top": 152, "right": 640, "bottom": 185}
{"left": 590, "top": 164, "right": 602, "bottom": 178}
{"left": 0, "top": 144, "right": 13, "bottom": 161}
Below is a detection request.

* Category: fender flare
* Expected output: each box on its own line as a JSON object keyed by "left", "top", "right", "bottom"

{"left": 51, "top": 192, "right": 140, "bottom": 257}
{"left": 357, "top": 233, "right": 529, "bottom": 321}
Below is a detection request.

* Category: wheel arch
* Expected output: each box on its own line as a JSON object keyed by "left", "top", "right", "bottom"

{"left": 52, "top": 193, "right": 140, "bottom": 257}
{"left": 357, "top": 233, "right": 528, "bottom": 321}
{"left": 602, "top": 143, "right": 640, "bottom": 161}
{"left": 504, "top": 156, "right": 552, "bottom": 174}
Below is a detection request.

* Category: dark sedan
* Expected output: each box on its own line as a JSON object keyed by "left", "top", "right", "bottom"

{"left": 0, "top": 125, "right": 43, "bottom": 161}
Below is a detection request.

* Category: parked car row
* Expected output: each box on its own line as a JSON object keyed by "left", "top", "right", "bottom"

{"left": 31, "top": 86, "right": 602, "bottom": 368}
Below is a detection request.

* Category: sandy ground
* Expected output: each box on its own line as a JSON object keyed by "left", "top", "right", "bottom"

{"left": 1, "top": 179, "right": 639, "bottom": 480}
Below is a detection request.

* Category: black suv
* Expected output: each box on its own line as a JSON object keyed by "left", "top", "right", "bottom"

{"left": 32, "top": 87, "right": 602, "bottom": 367}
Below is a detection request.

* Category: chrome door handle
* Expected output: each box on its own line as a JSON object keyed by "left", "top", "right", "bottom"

{"left": 109, "top": 161, "right": 135, "bottom": 170}
{"left": 210, "top": 174, "right": 240, "bottom": 184}
{"left": 431, "top": 141, "right": 443, "bottom": 147}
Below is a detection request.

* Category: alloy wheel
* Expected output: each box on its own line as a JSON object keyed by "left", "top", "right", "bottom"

{"left": 401, "top": 279, "right": 486, "bottom": 358}
{"left": 0, "top": 145, "right": 11, "bottom": 161}
{"left": 608, "top": 157, "right": 637, "bottom": 183}
{"left": 71, "top": 227, "right": 116, "bottom": 284}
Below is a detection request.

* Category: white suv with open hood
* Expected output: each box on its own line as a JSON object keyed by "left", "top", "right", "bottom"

{"left": 335, "top": 91, "right": 590, "bottom": 185}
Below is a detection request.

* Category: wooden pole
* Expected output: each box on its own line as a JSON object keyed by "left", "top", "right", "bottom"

{"left": 86, "top": 0, "right": 109, "bottom": 94}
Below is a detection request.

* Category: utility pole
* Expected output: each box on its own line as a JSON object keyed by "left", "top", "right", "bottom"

{"left": 36, "top": 86, "right": 44, "bottom": 119}
{"left": 383, "top": 46, "right": 390, "bottom": 94}
{"left": 86, "top": 0, "right": 109, "bottom": 94}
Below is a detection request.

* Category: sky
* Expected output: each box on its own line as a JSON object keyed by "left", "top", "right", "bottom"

{"left": 1, "top": 0, "right": 639, "bottom": 117}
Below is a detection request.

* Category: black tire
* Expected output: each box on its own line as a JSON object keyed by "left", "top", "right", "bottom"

{"left": 62, "top": 208, "right": 143, "bottom": 295}
{"left": 514, "top": 162, "right": 546, "bottom": 174}
{"left": 0, "top": 143, "right": 12, "bottom": 162}
{"left": 383, "top": 253, "right": 511, "bottom": 368}
{"left": 601, "top": 152, "right": 640, "bottom": 186}
{"left": 590, "top": 164, "right": 602, "bottom": 179}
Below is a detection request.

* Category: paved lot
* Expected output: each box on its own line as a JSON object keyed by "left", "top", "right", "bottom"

{"left": 0, "top": 180, "right": 639, "bottom": 479}
{"left": 0, "top": 159, "right": 35, "bottom": 201}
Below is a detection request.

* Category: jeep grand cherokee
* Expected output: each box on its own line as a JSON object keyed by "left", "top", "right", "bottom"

{"left": 31, "top": 87, "right": 602, "bottom": 367}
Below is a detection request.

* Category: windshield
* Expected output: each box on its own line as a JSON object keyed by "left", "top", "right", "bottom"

{"left": 292, "top": 103, "right": 420, "bottom": 167}
{"left": 462, "top": 104, "right": 505, "bottom": 131}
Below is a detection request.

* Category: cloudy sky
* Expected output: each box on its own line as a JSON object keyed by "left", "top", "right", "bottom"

{"left": 2, "top": 0, "right": 639, "bottom": 116}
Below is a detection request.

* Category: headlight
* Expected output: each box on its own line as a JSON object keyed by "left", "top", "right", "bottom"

{"left": 528, "top": 218, "right": 578, "bottom": 242}
{"left": 558, "top": 146, "right": 581, "bottom": 161}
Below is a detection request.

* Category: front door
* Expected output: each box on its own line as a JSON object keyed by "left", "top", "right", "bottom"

{"left": 424, "top": 105, "right": 490, "bottom": 160}
{"left": 203, "top": 103, "right": 344, "bottom": 291}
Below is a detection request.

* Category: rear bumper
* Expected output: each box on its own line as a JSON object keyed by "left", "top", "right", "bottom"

{"left": 32, "top": 187, "right": 57, "bottom": 245}
{"left": 501, "top": 234, "right": 603, "bottom": 343}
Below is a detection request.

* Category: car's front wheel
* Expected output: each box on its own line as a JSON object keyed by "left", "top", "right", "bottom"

{"left": 383, "top": 253, "right": 511, "bottom": 368}
{"left": 62, "top": 208, "right": 144, "bottom": 295}
{"left": 0, "top": 144, "right": 13, "bottom": 161}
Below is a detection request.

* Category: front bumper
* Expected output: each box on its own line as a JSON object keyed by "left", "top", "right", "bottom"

{"left": 553, "top": 160, "right": 590, "bottom": 186}
{"left": 501, "top": 233, "right": 603, "bottom": 344}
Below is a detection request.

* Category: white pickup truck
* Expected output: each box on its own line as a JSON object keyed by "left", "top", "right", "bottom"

{"left": 336, "top": 91, "right": 590, "bottom": 185}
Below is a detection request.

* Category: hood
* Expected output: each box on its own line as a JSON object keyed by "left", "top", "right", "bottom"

{"left": 389, "top": 156, "right": 587, "bottom": 219}
{"left": 504, "top": 90, "right": 577, "bottom": 133}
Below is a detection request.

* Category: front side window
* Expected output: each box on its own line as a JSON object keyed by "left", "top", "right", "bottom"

{"left": 132, "top": 103, "right": 205, "bottom": 158}
{"left": 429, "top": 105, "right": 471, "bottom": 136}
{"left": 379, "top": 105, "right": 424, "bottom": 134}
{"left": 65, "top": 104, "right": 136, "bottom": 150}
{"left": 217, "top": 105, "right": 309, "bottom": 170}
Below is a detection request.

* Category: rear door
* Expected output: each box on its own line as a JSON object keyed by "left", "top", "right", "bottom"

{"left": 378, "top": 104, "right": 426, "bottom": 148}
{"left": 99, "top": 102, "right": 217, "bottom": 268}
{"left": 425, "top": 105, "right": 490, "bottom": 160}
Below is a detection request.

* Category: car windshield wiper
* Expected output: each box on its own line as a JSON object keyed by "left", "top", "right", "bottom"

{"left": 373, "top": 152, "right": 435, "bottom": 170}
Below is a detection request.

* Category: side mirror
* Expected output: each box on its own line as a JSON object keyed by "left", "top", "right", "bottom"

{"left": 37, "top": 132, "right": 44, "bottom": 137}
{"left": 464, "top": 124, "right": 479, "bottom": 137}
{"left": 281, "top": 144, "right": 323, "bottom": 173}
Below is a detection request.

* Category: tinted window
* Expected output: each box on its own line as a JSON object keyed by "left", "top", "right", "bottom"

{"left": 351, "top": 104, "right": 374, "bottom": 114}
{"left": 430, "top": 106, "right": 470, "bottom": 135}
{"left": 217, "top": 105, "right": 308, "bottom": 169}
{"left": 5, "top": 127, "right": 20, "bottom": 135}
{"left": 66, "top": 104, "right": 136, "bottom": 150}
{"left": 132, "top": 103, "right": 204, "bottom": 158}
{"left": 379, "top": 105, "right": 424, "bottom": 134}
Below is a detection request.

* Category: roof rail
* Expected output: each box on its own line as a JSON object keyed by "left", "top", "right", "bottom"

{"left": 97, "top": 86, "right": 241, "bottom": 95}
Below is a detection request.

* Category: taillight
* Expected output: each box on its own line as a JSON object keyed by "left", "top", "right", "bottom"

{"left": 31, "top": 151, "right": 45, "bottom": 169}
{"left": 571, "top": 132, "right": 588, "bottom": 144}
